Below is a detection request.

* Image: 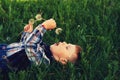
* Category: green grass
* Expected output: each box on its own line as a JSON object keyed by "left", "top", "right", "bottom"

{"left": 0, "top": 0, "right": 120, "bottom": 80}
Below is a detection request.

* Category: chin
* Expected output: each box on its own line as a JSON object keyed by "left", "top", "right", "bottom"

{"left": 50, "top": 44, "right": 54, "bottom": 48}
{"left": 50, "top": 45, "right": 52, "bottom": 50}
{"left": 50, "top": 43, "right": 57, "bottom": 48}
{"left": 50, "top": 45, "right": 54, "bottom": 51}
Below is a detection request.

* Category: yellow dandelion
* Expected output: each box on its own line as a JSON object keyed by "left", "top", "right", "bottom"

{"left": 55, "top": 28, "right": 62, "bottom": 35}
{"left": 28, "top": 19, "right": 35, "bottom": 25}
{"left": 35, "top": 14, "right": 43, "bottom": 21}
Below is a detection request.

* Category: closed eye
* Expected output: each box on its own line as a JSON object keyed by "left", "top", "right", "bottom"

{"left": 66, "top": 46, "right": 70, "bottom": 50}
{"left": 66, "top": 46, "right": 69, "bottom": 49}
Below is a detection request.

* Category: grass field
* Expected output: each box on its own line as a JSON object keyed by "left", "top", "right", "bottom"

{"left": 0, "top": 0, "right": 120, "bottom": 80}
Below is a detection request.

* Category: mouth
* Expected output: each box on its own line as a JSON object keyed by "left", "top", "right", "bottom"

{"left": 54, "top": 42, "right": 60, "bottom": 46}
{"left": 55, "top": 43, "right": 58, "bottom": 46}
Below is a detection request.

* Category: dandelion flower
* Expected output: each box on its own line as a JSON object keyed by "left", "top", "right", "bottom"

{"left": 29, "top": 19, "right": 35, "bottom": 25}
{"left": 77, "top": 25, "right": 80, "bottom": 28}
{"left": 55, "top": 28, "right": 62, "bottom": 35}
{"left": 6, "top": 37, "right": 10, "bottom": 41}
{"left": 35, "top": 14, "right": 43, "bottom": 21}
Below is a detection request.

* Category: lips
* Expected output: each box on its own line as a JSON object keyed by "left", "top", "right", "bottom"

{"left": 54, "top": 42, "right": 59, "bottom": 46}
{"left": 55, "top": 43, "right": 58, "bottom": 46}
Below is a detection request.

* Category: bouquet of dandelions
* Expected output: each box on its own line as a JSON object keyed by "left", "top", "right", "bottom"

{"left": 28, "top": 14, "right": 44, "bottom": 25}
{"left": 28, "top": 13, "right": 63, "bottom": 35}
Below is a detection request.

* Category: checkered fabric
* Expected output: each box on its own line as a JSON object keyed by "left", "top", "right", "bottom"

{"left": 6, "top": 24, "right": 50, "bottom": 65}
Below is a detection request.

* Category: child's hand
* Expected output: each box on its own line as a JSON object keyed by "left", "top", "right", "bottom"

{"left": 42, "top": 19, "right": 56, "bottom": 30}
{"left": 24, "top": 24, "right": 33, "bottom": 33}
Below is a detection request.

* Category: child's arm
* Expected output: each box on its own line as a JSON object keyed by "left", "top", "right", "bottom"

{"left": 25, "top": 19, "right": 56, "bottom": 44}
{"left": 24, "top": 19, "right": 56, "bottom": 65}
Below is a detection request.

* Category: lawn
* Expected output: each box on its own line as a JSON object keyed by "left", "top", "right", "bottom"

{"left": 0, "top": 0, "right": 120, "bottom": 80}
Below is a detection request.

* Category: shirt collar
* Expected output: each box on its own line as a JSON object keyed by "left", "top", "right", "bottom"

{"left": 40, "top": 42, "right": 53, "bottom": 63}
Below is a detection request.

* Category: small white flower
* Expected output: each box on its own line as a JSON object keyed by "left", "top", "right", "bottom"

{"left": 35, "top": 14, "right": 43, "bottom": 21}
{"left": 77, "top": 25, "right": 80, "bottom": 28}
{"left": 55, "top": 28, "right": 62, "bottom": 35}
{"left": 28, "top": 19, "right": 35, "bottom": 25}
{"left": 6, "top": 37, "right": 10, "bottom": 41}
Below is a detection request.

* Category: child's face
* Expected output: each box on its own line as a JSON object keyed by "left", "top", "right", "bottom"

{"left": 50, "top": 42, "right": 77, "bottom": 64}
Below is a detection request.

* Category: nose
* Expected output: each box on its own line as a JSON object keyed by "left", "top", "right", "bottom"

{"left": 58, "top": 42, "right": 67, "bottom": 46}
{"left": 63, "top": 42, "right": 67, "bottom": 44}
{"left": 59, "top": 42, "right": 67, "bottom": 46}
{"left": 58, "top": 42, "right": 64, "bottom": 45}
{"left": 58, "top": 42, "right": 62, "bottom": 44}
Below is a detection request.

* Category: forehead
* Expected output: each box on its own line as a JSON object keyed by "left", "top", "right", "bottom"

{"left": 68, "top": 44, "right": 76, "bottom": 51}
{"left": 67, "top": 44, "right": 78, "bottom": 62}
{"left": 68, "top": 43, "right": 75, "bottom": 47}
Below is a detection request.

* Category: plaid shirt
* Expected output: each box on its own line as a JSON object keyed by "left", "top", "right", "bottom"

{"left": 6, "top": 24, "right": 50, "bottom": 65}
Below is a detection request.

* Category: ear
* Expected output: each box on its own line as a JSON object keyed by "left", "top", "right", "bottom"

{"left": 76, "top": 45, "right": 82, "bottom": 53}
{"left": 59, "top": 58, "right": 68, "bottom": 65}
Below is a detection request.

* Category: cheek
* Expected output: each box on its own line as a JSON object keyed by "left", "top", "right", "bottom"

{"left": 50, "top": 46, "right": 59, "bottom": 53}
{"left": 59, "top": 49, "right": 69, "bottom": 57}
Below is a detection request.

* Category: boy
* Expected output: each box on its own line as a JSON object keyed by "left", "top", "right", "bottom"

{"left": 0, "top": 19, "right": 82, "bottom": 73}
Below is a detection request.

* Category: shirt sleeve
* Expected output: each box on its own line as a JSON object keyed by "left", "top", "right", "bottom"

{"left": 6, "top": 43, "right": 24, "bottom": 57}
{"left": 24, "top": 24, "right": 48, "bottom": 65}
{"left": 20, "top": 32, "right": 31, "bottom": 43}
{"left": 25, "top": 24, "right": 46, "bottom": 44}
